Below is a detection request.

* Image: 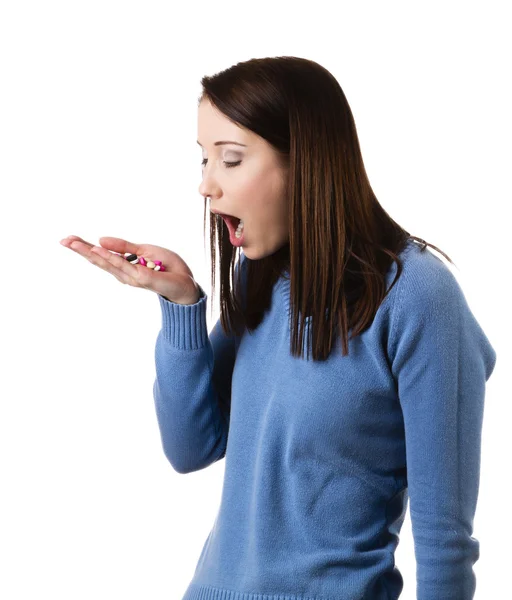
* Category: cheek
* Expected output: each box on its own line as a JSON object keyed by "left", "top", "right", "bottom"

{"left": 237, "top": 173, "right": 261, "bottom": 196}
{"left": 247, "top": 172, "right": 282, "bottom": 202}
{"left": 237, "top": 167, "right": 287, "bottom": 223}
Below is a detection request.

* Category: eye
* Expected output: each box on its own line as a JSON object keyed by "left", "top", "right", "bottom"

{"left": 201, "top": 158, "right": 241, "bottom": 168}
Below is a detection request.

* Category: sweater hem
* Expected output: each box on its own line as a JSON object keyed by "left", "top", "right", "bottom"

{"left": 182, "top": 582, "right": 339, "bottom": 600}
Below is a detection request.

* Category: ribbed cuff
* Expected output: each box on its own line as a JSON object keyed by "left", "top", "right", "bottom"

{"left": 156, "top": 285, "right": 208, "bottom": 349}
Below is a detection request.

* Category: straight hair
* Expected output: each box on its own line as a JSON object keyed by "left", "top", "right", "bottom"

{"left": 199, "top": 56, "right": 455, "bottom": 361}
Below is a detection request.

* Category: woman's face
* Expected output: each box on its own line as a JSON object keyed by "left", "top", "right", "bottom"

{"left": 197, "top": 98, "right": 289, "bottom": 259}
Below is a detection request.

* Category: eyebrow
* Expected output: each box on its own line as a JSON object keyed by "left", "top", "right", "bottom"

{"left": 196, "top": 140, "right": 247, "bottom": 147}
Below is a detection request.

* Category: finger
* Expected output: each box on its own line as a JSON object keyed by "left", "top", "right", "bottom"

{"left": 89, "top": 245, "right": 147, "bottom": 283}
{"left": 60, "top": 235, "right": 94, "bottom": 249}
{"left": 71, "top": 241, "right": 141, "bottom": 286}
{"left": 98, "top": 236, "right": 143, "bottom": 257}
{"left": 62, "top": 237, "right": 122, "bottom": 262}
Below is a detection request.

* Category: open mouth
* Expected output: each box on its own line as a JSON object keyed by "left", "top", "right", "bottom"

{"left": 222, "top": 215, "right": 241, "bottom": 229}
{"left": 213, "top": 212, "right": 245, "bottom": 243}
{"left": 213, "top": 212, "right": 241, "bottom": 227}
{"left": 212, "top": 212, "right": 242, "bottom": 230}
{"left": 211, "top": 210, "right": 245, "bottom": 244}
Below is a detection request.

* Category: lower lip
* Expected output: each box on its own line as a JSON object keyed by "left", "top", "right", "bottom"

{"left": 222, "top": 216, "right": 245, "bottom": 246}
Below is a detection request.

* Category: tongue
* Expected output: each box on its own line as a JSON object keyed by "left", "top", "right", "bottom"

{"left": 222, "top": 215, "right": 240, "bottom": 231}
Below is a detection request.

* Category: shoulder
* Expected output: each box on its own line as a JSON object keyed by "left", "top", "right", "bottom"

{"left": 390, "top": 239, "right": 464, "bottom": 317}
{"left": 386, "top": 240, "right": 471, "bottom": 359}
{"left": 388, "top": 239, "right": 497, "bottom": 381}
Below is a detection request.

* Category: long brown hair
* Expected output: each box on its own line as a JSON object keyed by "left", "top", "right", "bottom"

{"left": 199, "top": 56, "right": 455, "bottom": 361}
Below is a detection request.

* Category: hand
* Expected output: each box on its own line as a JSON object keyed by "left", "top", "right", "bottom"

{"left": 60, "top": 235, "right": 201, "bottom": 304}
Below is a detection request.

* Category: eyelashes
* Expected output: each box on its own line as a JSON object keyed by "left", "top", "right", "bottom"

{"left": 201, "top": 158, "right": 241, "bottom": 169}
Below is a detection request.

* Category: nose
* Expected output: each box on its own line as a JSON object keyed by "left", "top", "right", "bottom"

{"left": 198, "top": 161, "right": 224, "bottom": 198}
{"left": 199, "top": 176, "right": 220, "bottom": 200}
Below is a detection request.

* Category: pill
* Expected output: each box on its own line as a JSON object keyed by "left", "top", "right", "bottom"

{"left": 124, "top": 253, "right": 138, "bottom": 262}
{"left": 139, "top": 256, "right": 147, "bottom": 266}
{"left": 146, "top": 260, "right": 155, "bottom": 269}
{"left": 154, "top": 265, "right": 161, "bottom": 271}
{"left": 154, "top": 260, "right": 162, "bottom": 266}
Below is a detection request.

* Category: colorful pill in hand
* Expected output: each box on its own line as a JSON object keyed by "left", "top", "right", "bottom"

{"left": 121, "top": 252, "right": 165, "bottom": 271}
{"left": 124, "top": 253, "right": 139, "bottom": 264}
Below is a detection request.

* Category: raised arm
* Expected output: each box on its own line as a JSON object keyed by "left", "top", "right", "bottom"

{"left": 152, "top": 256, "right": 246, "bottom": 474}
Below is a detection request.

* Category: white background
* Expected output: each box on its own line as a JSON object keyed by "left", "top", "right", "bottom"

{"left": 1, "top": 1, "right": 509, "bottom": 598}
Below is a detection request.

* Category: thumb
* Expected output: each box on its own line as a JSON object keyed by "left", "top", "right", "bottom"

{"left": 98, "top": 236, "right": 142, "bottom": 257}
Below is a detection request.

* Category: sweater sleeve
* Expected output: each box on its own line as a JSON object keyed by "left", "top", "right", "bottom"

{"left": 388, "top": 256, "right": 497, "bottom": 600}
{"left": 152, "top": 258, "right": 246, "bottom": 474}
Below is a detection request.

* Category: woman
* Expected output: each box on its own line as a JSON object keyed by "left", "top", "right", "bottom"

{"left": 60, "top": 56, "right": 497, "bottom": 600}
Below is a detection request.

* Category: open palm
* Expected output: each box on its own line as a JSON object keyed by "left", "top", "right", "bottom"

{"left": 60, "top": 235, "right": 200, "bottom": 304}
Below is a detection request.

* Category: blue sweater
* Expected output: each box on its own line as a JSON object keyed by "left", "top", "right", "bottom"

{"left": 153, "top": 238, "right": 497, "bottom": 600}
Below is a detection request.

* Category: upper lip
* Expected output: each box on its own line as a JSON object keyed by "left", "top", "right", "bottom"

{"left": 211, "top": 209, "right": 237, "bottom": 218}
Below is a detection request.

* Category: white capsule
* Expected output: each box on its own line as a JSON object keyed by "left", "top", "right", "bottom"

{"left": 154, "top": 265, "right": 161, "bottom": 271}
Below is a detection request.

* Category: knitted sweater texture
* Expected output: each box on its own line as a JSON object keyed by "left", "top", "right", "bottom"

{"left": 153, "top": 239, "right": 497, "bottom": 600}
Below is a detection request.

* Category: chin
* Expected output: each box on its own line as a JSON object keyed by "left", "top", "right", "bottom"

{"left": 240, "top": 247, "right": 265, "bottom": 260}
{"left": 242, "top": 245, "right": 283, "bottom": 262}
